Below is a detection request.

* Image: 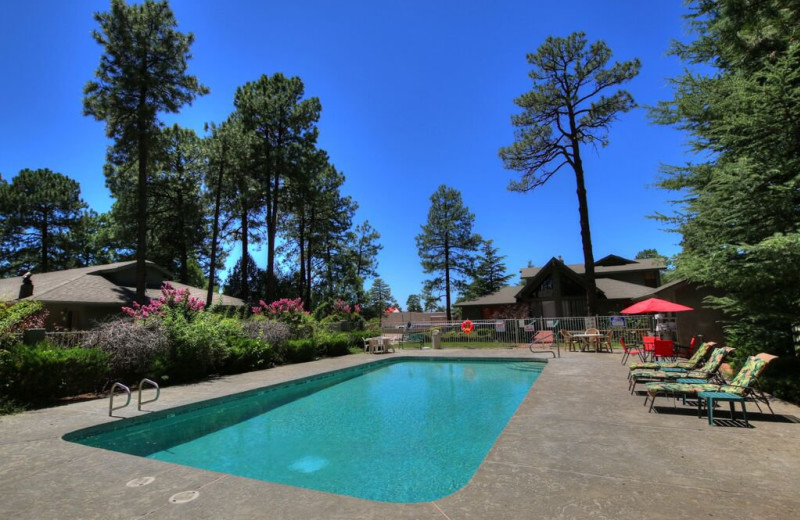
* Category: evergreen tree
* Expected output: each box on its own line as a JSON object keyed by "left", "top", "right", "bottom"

{"left": 365, "top": 278, "right": 397, "bottom": 319}
{"left": 415, "top": 185, "right": 481, "bottom": 320}
{"left": 0, "top": 168, "right": 87, "bottom": 276}
{"left": 203, "top": 119, "right": 236, "bottom": 306}
{"left": 651, "top": 0, "right": 800, "bottom": 371}
{"left": 349, "top": 220, "right": 382, "bottom": 283}
{"left": 104, "top": 124, "right": 209, "bottom": 284}
{"left": 282, "top": 149, "right": 355, "bottom": 308}
{"left": 63, "top": 210, "right": 117, "bottom": 268}
{"left": 224, "top": 252, "right": 266, "bottom": 303}
{"left": 406, "top": 294, "right": 423, "bottom": 312}
{"left": 84, "top": 0, "right": 208, "bottom": 302}
{"left": 499, "top": 32, "right": 640, "bottom": 315}
{"left": 234, "top": 73, "right": 321, "bottom": 301}
{"left": 464, "top": 239, "right": 514, "bottom": 299}
{"left": 420, "top": 285, "right": 443, "bottom": 312}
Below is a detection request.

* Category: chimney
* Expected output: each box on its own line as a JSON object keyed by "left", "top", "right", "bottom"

{"left": 19, "top": 272, "right": 33, "bottom": 299}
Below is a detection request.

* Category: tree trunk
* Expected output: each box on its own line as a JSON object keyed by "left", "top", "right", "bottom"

{"left": 298, "top": 209, "right": 306, "bottom": 304}
{"left": 265, "top": 168, "right": 279, "bottom": 301}
{"left": 177, "top": 190, "right": 189, "bottom": 284}
{"left": 444, "top": 238, "right": 452, "bottom": 321}
{"left": 206, "top": 147, "right": 226, "bottom": 308}
{"left": 41, "top": 212, "right": 49, "bottom": 273}
{"left": 571, "top": 147, "right": 598, "bottom": 316}
{"left": 136, "top": 133, "right": 148, "bottom": 304}
{"left": 240, "top": 207, "right": 250, "bottom": 303}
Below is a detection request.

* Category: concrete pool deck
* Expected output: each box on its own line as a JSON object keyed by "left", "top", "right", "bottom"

{"left": 1, "top": 348, "right": 798, "bottom": 519}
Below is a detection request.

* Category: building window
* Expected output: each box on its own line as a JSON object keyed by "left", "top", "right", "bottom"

{"left": 533, "top": 276, "right": 554, "bottom": 298}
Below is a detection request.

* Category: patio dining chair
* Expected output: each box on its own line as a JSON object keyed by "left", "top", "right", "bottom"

{"left": 585, "top": 328, "right": 601, "bottom": 351}
{"left": 560, "top": 329, "right": 578, "bottom": 352}
{"left": 602, "top": 330, "right": 614, "bottom": 353}
{"left": 629, "top": 347, "right": 734, "bottom": 394}
{"left": 644, "top": 353, "right": 778, "bottom": 414}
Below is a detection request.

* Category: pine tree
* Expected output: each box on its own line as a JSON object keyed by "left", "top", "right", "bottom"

{"left": 499, "top": 32, "right": 639, "bottom": 315}
{"left": 84, "top": 0, "right": 207, "bottom": 302}
{"left": 464, "top": 239, "right": 514, "bottom": 299}
{"left": 651, "top": 0, "right": 800, "bottom": 368}
{"left": 406, "top": 294, "right": 423, "bottom": 312}
{"left": 0, "top": 169, "right": 87, "bottom": 275}
{"left": 366, "top": 278, "right": 398, "bottom": 319}
{"left": 234, "top": 73, "right": 321, "bottom": 301}
{"left": 415, "top": 185, "right": 481, "bottom": 320}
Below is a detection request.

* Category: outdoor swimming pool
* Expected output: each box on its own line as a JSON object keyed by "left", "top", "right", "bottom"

{"left": 65, "top": 357, "right": 544, "bottom": 503}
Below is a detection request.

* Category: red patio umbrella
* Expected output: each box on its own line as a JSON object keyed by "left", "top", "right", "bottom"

{"left": 620, "top": 297, "right": 694, "bottom": 314}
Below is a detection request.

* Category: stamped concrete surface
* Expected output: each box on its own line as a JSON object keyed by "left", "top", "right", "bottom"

{"left": 1, "top": 348, "right": 798, "bottom": 519}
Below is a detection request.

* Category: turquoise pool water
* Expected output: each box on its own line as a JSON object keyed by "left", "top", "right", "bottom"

{"left": 65, "top": 357, "right": 544, "bottom": 503}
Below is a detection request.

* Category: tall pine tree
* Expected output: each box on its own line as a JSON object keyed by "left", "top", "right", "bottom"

{"left": 499, "top": 32, "right": 639, "bottom": 315}
{"left": 84, "top": 0, "right": 207, "bottom": 302}
{"left": 0, "top": 169, "right": 87, "bottom": 276}
{"left": 651, "top": 1, "right": 800, "bottom": 372}
{"left": 416, "top": 185, "right": 481, "bottom": 321}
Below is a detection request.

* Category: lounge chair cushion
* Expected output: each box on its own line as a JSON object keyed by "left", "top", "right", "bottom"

{"left": 628, "top": 342, "right": 712, "bottom": 371}
{"left": 630, "top": 369, "right": 713, "bottom": 382}
{"left": 646, "top": 356, "right": 768, "bottom": 398}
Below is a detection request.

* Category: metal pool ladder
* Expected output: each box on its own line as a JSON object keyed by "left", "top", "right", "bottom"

{"left": 137, "top": 378, "right": 160, "bottom": 410}
{"left": 108, "top": 378, "right": 160, "bottom": 416}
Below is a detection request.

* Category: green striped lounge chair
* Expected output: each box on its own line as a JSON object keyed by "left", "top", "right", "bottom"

{"left": 628, "top": 347, "right": 733, "bottom": 394}
{"left": 643, "top": 353, "right": 778, "bottom": 413}
{"left": 628, "top": 341, "right": 714, "bottom": 374}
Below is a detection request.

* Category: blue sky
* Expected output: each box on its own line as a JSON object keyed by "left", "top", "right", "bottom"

{"left": 0, "top": 1, "right": 695, "bottom": 307}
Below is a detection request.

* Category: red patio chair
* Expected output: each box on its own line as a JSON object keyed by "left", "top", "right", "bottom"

{"left": 619, "top": 337, "right": 645, "bottom": 365}
{"left": 653, "top": 339, "right": 675, "bottom": 362}
{"left": 643, "top": 336, "right": 657, "bottom": 361}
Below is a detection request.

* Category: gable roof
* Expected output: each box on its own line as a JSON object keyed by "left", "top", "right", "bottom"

{"left": 0, "top": 261, "right": 244, "bottom": 307}
{"left": 519, "top": 257, "right": 665, "bottom": 279}
{"left": 594, "top": 278, "right": 655, "bottom": 300}
{"left": 516, "top": 257, "right": 591, "bottom": 300}
{"left": 454, "top": 285, "right": 524, "bottom": 307}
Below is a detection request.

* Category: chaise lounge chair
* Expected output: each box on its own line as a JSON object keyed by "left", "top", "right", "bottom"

{"left": 628, "top": 346, "right": 733, "bottom": 394}
{"left": 627, "top": 341, "right": 714, "bottom": 373}
{"left": 643, "top": 353, "right": 778, "bottom": 413}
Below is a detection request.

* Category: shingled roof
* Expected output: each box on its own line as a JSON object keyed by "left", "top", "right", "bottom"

{"left": 454, "top": 285, "right": 524, "bottom": 307}
{"left": 519, "top": 257, "right": 666, "bottom": 279}
{"left": 0, "top": 261, "right": 244, "bottom": 307}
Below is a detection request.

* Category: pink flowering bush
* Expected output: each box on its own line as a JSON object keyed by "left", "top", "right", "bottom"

{"left": 251, "top": 298, "right": 313, "bottom": 339}
{"left": 332, "top": 299, "right": 361, "bottom": 318}
{"left": 317, "top": 298, "right": 365, "bottom": 333}
{"left": 122, "top": 283, "right": 205, "bottom": 321}
{"left": 251, "top": 298, "right": 306, "bottom": 317}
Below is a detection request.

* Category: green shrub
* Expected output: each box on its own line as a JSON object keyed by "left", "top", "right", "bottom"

{"left": 285, "top": 338, "right": 316, "bottom": 364}
{"left": 349, "top": 330, "right": 374, "bottom": 346}
{"left": 0, "top": 300, "right": 49, "bottom": 348}
{"left": 222, "top": 337, "right": 275, "bottom": 375}
{"left": 315, "top": 333, "right": 351, "bottom": 357}
{"left": 760, "top": 357, "right": 800, "bottom": 404}
{"left": 0, "top": 342, "right": 109, "bottom": 404}
{"left": 162, "top": 313, "right": 239, "bottom": 383}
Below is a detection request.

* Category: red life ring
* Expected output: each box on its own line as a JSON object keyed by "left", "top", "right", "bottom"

{"left": 461, "top": 320, "right": 474, "bottom": 334}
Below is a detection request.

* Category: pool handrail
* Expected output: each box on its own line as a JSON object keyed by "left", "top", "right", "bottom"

{"left": 109, "top": 382, "right": 131, "bottom": 416}
{"left": 137, "top": 378, "right": 160, "bottom": 410}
